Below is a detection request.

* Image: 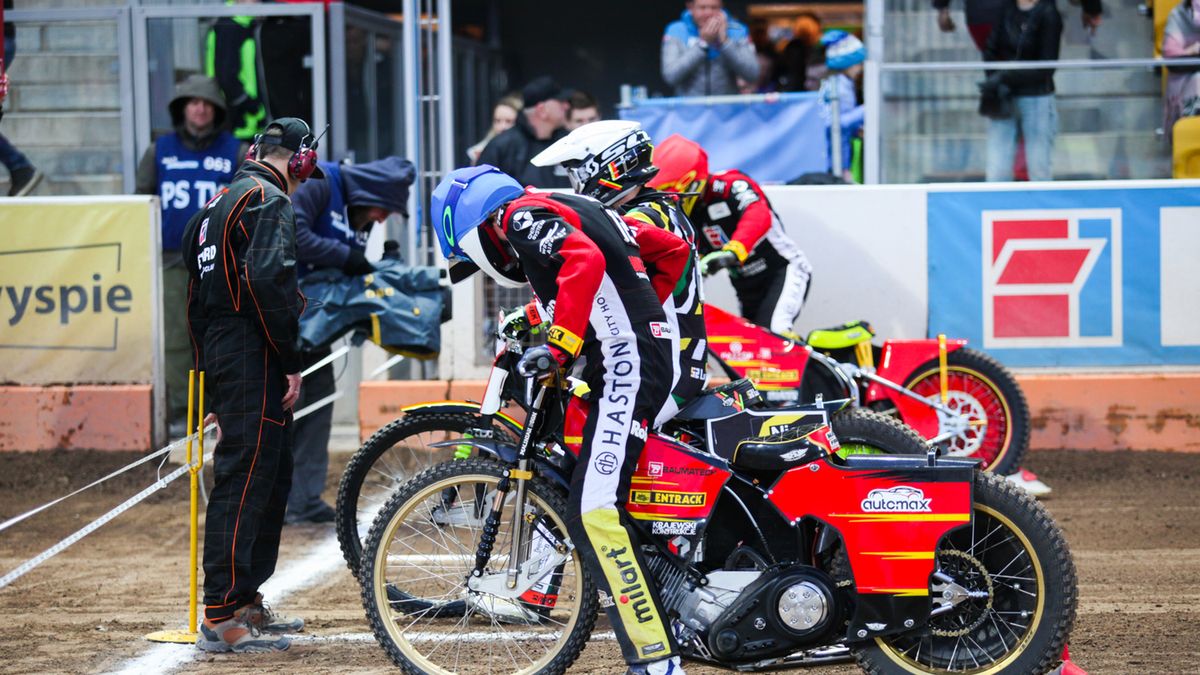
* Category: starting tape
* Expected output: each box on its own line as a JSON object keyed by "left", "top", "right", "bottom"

{"left": 0, "top": 345, "right": 350, "bottom": 590}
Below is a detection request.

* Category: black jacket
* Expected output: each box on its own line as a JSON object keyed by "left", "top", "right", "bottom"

{"left": 931, "top": 0, "right": 1096, "bottom": 27}
{"left": 984, "top": 0, "right": 1063, "bottom": 97}
{"left": 476, "top": 115, "right": 570, "bottom": 188}
{"left": 182, "top": 160, "right": 304, "bottom": 373}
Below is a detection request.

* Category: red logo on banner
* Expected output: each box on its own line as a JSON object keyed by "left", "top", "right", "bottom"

{"left": 982, "top": 209, "right": 1121, "bottom": 347}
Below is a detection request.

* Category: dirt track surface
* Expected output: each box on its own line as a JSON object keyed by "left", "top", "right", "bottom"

{"left": 0, "top": 448, "right": 1197, "bottom": 674}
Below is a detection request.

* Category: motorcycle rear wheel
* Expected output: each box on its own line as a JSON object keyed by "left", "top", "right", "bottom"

{"left": 831, "top": 407, "right": 930, "bottom": 458}
{"left": 903, "top": 348, "right": 1029, "bottom": 476}
{"left": 851, "top": 471, "right": 1077, "bottom": 675}
{"left": 360, "top": 458, "right": 596, "bottom": 675}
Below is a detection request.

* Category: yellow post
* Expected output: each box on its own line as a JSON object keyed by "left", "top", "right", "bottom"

{"left": 937, "top": 334, "right": 949, "bottom": 404}
{"left": 145, "top": 369, "right": 203, "bottom": 643}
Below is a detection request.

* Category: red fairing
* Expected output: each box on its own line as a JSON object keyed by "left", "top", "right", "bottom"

{"left": 625, "top": 435, "right": 730, "bottom": 522}
{"left": 624, "top": 215, "right": 690, "bottom": 304}
{"left": 865, "top": 339, "right": 967, "bottom": 438}
{"left": 709, "top": 170, "right": 772, "bottom": 253}
{"left": 704, "top": 304, "right": 810, "bottom": 390}
{"left": 769, "top": 459, "right": 972, "bottom": 596}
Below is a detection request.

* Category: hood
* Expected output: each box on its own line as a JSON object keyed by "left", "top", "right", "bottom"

{"left": 339, "top": 156, "right": 416, "bottom": 216}
{"left": 169, "top": 74, "right": 228, "bottom": 129}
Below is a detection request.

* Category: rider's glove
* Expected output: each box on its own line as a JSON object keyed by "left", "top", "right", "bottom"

{"left": 499, "top": 301, "right": 545, "bottom": 338}
{"left": 517, "top": 343, "right": 572, "bottom": 385}
{"left": 701, "top": 249, "right": 741, "bottom": 276}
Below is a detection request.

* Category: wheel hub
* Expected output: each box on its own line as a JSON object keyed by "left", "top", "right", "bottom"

{"left": 932, "top": 391, "right": 987, "bottom": 456}
{"left": 929, "top": 550, "right": 993, "bottom": 637}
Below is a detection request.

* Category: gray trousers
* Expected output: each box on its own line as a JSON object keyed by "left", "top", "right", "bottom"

{"left": 287, "top": 346, "right": 335, "bottom": 518}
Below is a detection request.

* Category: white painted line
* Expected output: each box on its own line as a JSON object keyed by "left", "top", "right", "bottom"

{"left": 112, "top": 536, "right": 346, "bottom": 675}
{"left": 291, "top": 630, "right": 616, "bottom": 645}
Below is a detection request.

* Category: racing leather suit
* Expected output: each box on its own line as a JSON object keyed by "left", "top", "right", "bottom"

{"left": 623, "top": 190, "right": 709, "bottom": 422}
{"left": 499, "top": 189, "right": 680, "bottom": 665}
{"left": 181, "top": 159, "right": 304, "bottom": 622}
{"left": 690, "top": 170, "right": 812, "bottom": 335}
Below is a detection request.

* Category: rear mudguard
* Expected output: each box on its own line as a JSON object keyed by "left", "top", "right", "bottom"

{"left": 865, "top": 338, "right": 966, "bottom": 439}
{"left": 404, "top": 402, "right": 570, "bottom": 491}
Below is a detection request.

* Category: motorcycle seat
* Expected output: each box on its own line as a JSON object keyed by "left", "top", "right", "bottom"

{"left": 806, "top": 320, "right": 875, "bottom": 350}
{"left": 730, "top": 424, "right": 826, "bottom": 471}
{"left": 675, "top": 378, "right": 764, "bottom": 421}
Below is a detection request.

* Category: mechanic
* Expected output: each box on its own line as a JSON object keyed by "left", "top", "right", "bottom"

{"left": 532, "top": 120, "right": 708, "bottom": 423}
{"left": 431, "top": 165, "right": 686, "bottom": 675}
{"left": 285, "top": 155, "right": 414, "bottom": 524}
{"left": 650, "top": 134, "right": 813, "bottom": 337}
{"left": 182, "top": 118, "right": 320, "bottom": 653}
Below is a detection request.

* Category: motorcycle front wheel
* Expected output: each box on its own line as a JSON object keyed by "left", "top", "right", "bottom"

{"left": 851, "top": 471, "right": 1077, "bottom": 674}
{"left": 336, "top": 411, "right": 524, "bottom": 576}
{"left": 903, "top": 348, "right": 1030, "bottom": 476}
{"left": 360, "top": 458, "right": 597, "bottom": 675}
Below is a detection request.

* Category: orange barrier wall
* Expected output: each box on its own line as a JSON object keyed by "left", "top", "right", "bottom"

{"left": 362, "top": 374, "right": 1200, "bottom": 453}
{"left": 0, "top": 385, "right": 153, "bottom": 452}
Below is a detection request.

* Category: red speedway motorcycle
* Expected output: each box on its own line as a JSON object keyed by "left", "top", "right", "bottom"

{"left": 704, "top": 304, "right": 1030, "bottom": 476}
{"left": 357, "top": 365, "right": 1077, "bottom": 674}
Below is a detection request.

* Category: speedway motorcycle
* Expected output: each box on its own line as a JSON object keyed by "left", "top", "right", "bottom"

{"left": 704, "top": 304, "right": 1030, "bottom": 476}
{"left": 337, "top": 312, "right": 880, "bottom": 576}
{"left": 357, "top": 362, "right": 1077, "bottom": 675}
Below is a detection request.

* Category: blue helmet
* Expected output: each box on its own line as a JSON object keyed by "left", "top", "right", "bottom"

{"left": 430, "top": 165, "right": 526, "bottom": 286}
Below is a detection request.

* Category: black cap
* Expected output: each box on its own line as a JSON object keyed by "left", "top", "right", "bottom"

{"left": 521, "top": 76, "right": 572, "bottom": 107}
{"left": 259, "top": 117, "right": 325, "bottom": 178}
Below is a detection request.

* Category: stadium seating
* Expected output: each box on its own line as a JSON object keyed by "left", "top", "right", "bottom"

{"left": 1172, "top": 115, "right": 1200, "bottom": 177}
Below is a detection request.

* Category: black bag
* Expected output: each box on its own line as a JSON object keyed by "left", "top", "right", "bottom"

{"left": 978, "top": 75, "right": 1013, "bottom": 120}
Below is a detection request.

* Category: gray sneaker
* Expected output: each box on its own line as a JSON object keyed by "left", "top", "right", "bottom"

{"left": 246, "top": 593, "right": 304, "bottom": 633}
{"left": 196, "top": 610, "right": 290, "bottom": 653}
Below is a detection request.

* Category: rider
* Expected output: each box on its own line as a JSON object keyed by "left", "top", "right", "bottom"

{"left": 431, "top": 165, "right": 686, "bottom": 675}
{"left": 649, "top": 134, "right": 813, "bottom": 337}
{"left": 531, "top": 120, "right": 709, "bottom": 422}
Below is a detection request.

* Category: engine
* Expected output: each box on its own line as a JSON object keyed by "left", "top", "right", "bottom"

{"left": 646, "top": 554, "right": 842, "bottom": 662}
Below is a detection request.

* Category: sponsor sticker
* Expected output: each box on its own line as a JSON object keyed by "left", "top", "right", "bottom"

{"left": 631, "top": 490, "right": 706, "bottom": 507}
{"left": 707, "top": 202, "right": 732, "bottom": 221}
{"left": 650, "top": 520, "right": 699, "bottom": 536}
{"left": 861, "top": 486, "right": 932, "bottom": 513}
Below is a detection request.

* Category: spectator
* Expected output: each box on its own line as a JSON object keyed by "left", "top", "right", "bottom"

{"left": 286, "top": 156, "right": 414, "bottom": 525}
{"left": 477, "top": 76, "right": 571, "bottom": 187}
{"left": 466, "top": 94, "right": 522, "bottom": 164}
{"left": 740, "top": 47, "right": 780, "bottom": 94}
{"left": 662, "top": 0, "right": 759, "bottom": 96}
{"left": 934, "top": 0, "right": 1100, "bottom": 51}
{"left": 1, "top": 1, "right": 43, "bottom": 197}
{"left": 777, "top": 13, "right": 822, "bottom": 93}
{"left": 819, "top": 31, "right": 867, "bottom": 179}
{"left": 982, "top": 0, "right": 1063, "bottom": 182}
{"left": 135, "top": 74, "right": 246, "bottom": 430}
{"left": 205, "top": 2, "right": 267, "bottom": 140}
{"left": 1163, "top": 0, "right": 1200, "bottom": 141}
{"left": 566, "top": 90, "right": 601, "bottom": 130}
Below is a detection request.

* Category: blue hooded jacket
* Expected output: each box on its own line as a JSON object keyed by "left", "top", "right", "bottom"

{"left": 292, "top": 156, "right": 415, "bottom": 275}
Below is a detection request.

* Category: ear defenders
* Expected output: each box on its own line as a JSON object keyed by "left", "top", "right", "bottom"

{"left": 248, "top": 120, "right": 321, "bottom": 181}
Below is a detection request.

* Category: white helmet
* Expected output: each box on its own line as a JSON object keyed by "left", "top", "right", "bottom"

{"left": 530, "top": 120, "right": 658, "bottom": 206}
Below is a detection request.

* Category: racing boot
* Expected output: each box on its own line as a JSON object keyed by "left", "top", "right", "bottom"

{"left": 1005, "top": 466, "right": 1052, "bottom": 498}
{"left": 627, "top": 655, "right": 684, "bottom": 674}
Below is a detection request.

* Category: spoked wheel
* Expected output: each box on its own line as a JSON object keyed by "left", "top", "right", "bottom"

{"left": 336, "top": 412, "right": 523, "bottom": 576}
{"left": 852, "top": 471, "right": 1077, "bottom": 674}
{"left": 360, "top": 458, "right": 596, "bottom": 675}
{"left": 905, "top": 348, "right": 1029, "bottom": 475}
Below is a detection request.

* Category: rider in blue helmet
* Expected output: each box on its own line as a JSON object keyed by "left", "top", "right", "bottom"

{"left": 431, "top": 164, "right": 688, "bottom": 675}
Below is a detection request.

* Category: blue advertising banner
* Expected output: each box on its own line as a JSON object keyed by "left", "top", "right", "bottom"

{"left": 618, "top": 93, "right": 828, "bottom": 183}
{"left": 927, "top": 187, "right": 1200, "bottom": 367}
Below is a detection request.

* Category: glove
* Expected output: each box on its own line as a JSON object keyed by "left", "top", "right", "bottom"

{"left": 700, "top": 249, "right": 740, "bottom": 276}
{"left": 499, "top": 301, "right": 545, "bottom": 338}
{"left": 342, "top": 248, "right": 375, "bottom": 276}
{"left": 517, "top": 344, "right": 571, "bottom": 385}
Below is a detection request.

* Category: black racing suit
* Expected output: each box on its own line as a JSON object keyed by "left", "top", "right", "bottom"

{"left": 622, "top": 190, "right": 709, "bottom": 421}
{"left": 181, "top": 159, "right": 304, "bottom": 623}
{"left": 690, "top": 170, "right": 812, "bottom": 335}
{"left": 499, "top": 189, "right": 679, "bottom": 665}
